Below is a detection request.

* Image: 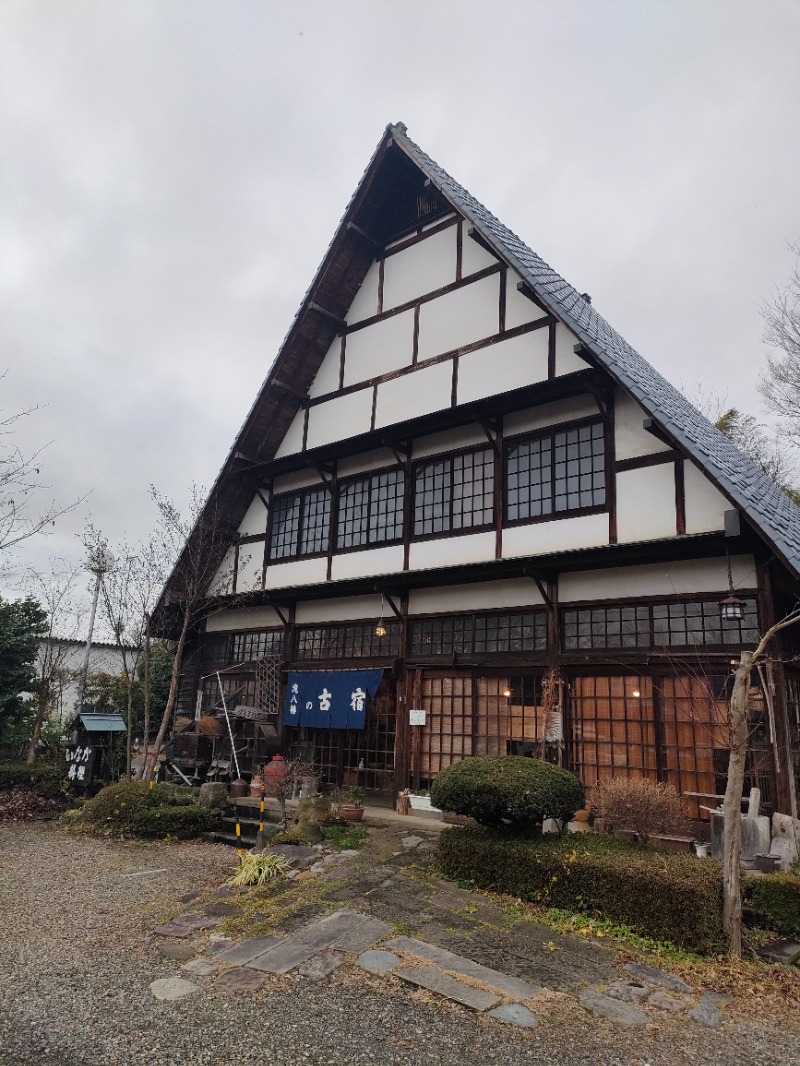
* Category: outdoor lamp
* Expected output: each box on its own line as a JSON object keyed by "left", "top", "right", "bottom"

{"left": 720, "top": 594, "right": 746, "bottom": 622}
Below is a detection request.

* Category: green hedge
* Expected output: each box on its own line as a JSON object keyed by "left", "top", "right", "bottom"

{"left": 438, "top": 827, "right": 724, "bottom": 954}
{"left": 748, "top": 873, "right": 800, "bottom": 937}
{"left": 430, "top": 756, "right": 585, "bottom": 832}
{"left": 77, "top": 781, "right": 216, "bottom": 839}
{"left": 0, "top": 761, "right": 67, "bottom": 799}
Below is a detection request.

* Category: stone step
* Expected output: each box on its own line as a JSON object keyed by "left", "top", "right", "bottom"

{"left": 384, "top": 935, "right": 541, "bottom": 1001}
{"left": 396, "top": 964, "right": 502, "bottom": 1012}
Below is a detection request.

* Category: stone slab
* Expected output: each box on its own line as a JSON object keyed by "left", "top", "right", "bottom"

{"left": 604, "top": 979, "right": 650, "bottom": 1004}
{"left": 150, "top": 977, "right": 200, "bottom": 1001}
{"left": 173, "top": 914, "right": 219, "bottom": 931}
{"left": 158, "top": 942, "right": 198, "bottom": 961}
{"left": 623, "top": 962, "right": 692, "bottom": 994}
{"left": 246, "top": 939, "right": 322, "bottom": 974}
{"left": 153, "top": 923, "right": 194, "bottom": 939}
{"left": 216, "top": 936, "right": 282, "bottom": 965}
{"left": 213, "top": 885, "right": 237, "bottom": 899}
{"left": 647, "top": 990, "right": 687, "bottom": 1012}
{"left": 758, "top": 938, "right": 800, "bottom": 966}
{"left": 401, "top": 835, "right": 425, "bottom": 849}
{"left": 203, "top": 902, "right": 241, "bottom": 918}
{"left": 297, "top": 950, "right": 346, "bottom": 980}
{"left": 180, "top": 959, "right": 220, "bottom": 977}
{"left": 687, "top": 992, "right": 725, "bottom": 1029}
{"left": 214, "top": 968, "right": 270, "bottom": 993}
{"left": 357, "top": 950, "right": 402, "bottom": 975}
{"left": 268, "top": 844, "right": 319, "bottom": 870}
{"left": 178, "top": 890, "right": 203, "bottom": 904}
{"left": 332, "top": 916, "right": 393, "bottom": 953}
{"left": 205, "top": 937, "right": 235, "bottom": 956}
{"left": 576, "top": 989, "right": 648, "bottom": 1026}
{"left": 487, "top": 1004, "right": 538, "bottom": 1028}
{"left": 385, "top": 936, "right": 540, "bottom": 1001}
{"left": 397, "top": 964, "right": 502, "bottom": 1012}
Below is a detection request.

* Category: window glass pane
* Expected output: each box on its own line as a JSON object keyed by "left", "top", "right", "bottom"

{"left": 270, "top": 494, "right": 300, "bottom": 559}
{"left": 301, "top": 487, "right": 331, "bottom": 555}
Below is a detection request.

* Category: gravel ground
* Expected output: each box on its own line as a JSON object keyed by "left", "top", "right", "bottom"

{"left": 1, "top": 821, "right": 800, "bottom": 1066}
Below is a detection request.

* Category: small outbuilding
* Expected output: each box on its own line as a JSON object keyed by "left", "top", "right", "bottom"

{"left": 66, "top": 710, "right": 127, "bottom": 790}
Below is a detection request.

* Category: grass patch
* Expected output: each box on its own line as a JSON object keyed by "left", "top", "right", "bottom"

{"left": 319, "top": 823, "right": 368, "bottom": 850}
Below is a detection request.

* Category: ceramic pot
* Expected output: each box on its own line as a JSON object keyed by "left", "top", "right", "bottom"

{"left": 340, "top": 805, "right": 364, "bottom": 823}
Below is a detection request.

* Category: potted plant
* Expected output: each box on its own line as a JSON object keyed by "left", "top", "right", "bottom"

{"left": 340, "top": 786, "right": 365, "bottom": 823}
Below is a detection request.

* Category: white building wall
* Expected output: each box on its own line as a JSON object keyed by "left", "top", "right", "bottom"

{"left": 416, "top": 274, "right": 500, "bottom": 361}
{"left": 503, "top": 513, "right": 610, "bottom": 557}
{"left": 295, "top": 594, "right": 384, "bottom": 624}
{"left": 331, "top": 545, "right": 404, "bottom": 581}
{"left": 615, "top": 465, "right": 677, "bottom": 543}
{"left": 615, "top": 390, "right": 671, "bottom": 460}
{"left": 457, "top": 329, "right": 549, "bottom": 404}
{"left": 409, "top": 578, "right": 544, "bottom": 614}
{"left": 374, "top": 360, "right": 452, "bottom": 429}
{"left": 505, "top": 271, "right": 545, "bottom": 330}
{"left": 206, "top": 607, "right": 284, "bottom": 631}
{"left": 274, "top": 409, "right": 305, "bottom": 458}
{"left": 236, "top": 546, "right": 264, "bottom": 592}
{"left": 382, "top": 227, "right": 457, "bottom": 310}
{"left": 346, "top": 260, "right": 380, "bottom": 324}
{"left": 554, "top": 323, "right": 586, "bottom": 375}
{"left": 683, "top": 461, "right": 728, "bottom": 534}
{"left": 237, "top": 495, "right": 268, "bottom": 538}
{"left": 208, "top": 546, "right": 237, "bottom": 596}
{"left": 343, "top": 309, "right": 415, "bottom": 386}
{"left": 265, "top": 557, "right": 328, "bottom": 589}
{"left": 504, "top": 395, "right": 600, "bottom": 437}
{"left": 559, "top": 555, "right": 757, "bottom": 602}
{"left": 307, "top": 337, "right": 342, "bottom": 398}
{"left": 409, "top": 532, "right": 496, "bottom": 570}
{"left": 305, "top": 389, "right": 373, "bottom": 449}
{"left": 462, "top": 231, "right": 500, "bottom": 276}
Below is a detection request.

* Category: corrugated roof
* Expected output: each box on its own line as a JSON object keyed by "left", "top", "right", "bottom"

{"left": 389, "top": 123, "right": 800, "bottom": 579}
{"left": 76, "top": 713, "right": 127, "bottom": 733}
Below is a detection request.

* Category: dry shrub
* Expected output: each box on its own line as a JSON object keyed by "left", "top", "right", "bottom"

{"left": 595, "top": 776, "right": 690, "bottom": 845}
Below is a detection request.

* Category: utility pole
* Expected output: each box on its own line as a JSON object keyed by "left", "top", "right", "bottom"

{"left": 77, "top": 544, "right": 114, "bottom": 712}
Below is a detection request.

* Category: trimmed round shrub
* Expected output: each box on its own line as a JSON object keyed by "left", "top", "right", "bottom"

{"left": 77, "top": 781, "right": 213, "bottom": 839}
{"left": 430, "top": 756, "right": 585, "bottom": 833}
{"left": 747, "top": 873, "right": 800, "bottom": 937}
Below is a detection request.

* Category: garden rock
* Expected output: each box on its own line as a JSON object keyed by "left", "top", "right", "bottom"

{"left": 688, "top": 992, "right": 726, "bottom": 1029}
{"left": 647, "top": 990, "right": 687, "bottom": 1012}
{"left": 180, "top": 959, "right": 219, "bottom": 977}
{"left": 604, "top": 979, "right": 650, "bottom": 1004}
{"left": 158, "top": 942, "right": 198, "bottom": 960}
{"left": 487, "top": 1004, "right": 538, "bottom": 1028}
{"left": 357, "top": 949, "right": 401, "bottom": 975}
{"left": 199, "top": 783, "right": 229, "bottom": 809}
{"left": 576, "top": 989, "right": 648, "bottom": 1026}
{"left": 623, "top": 962, "right": 692, "bottom": 994}
{"left": 297, "top": 949, "right": 345, "bottom": 980}
{"left": 268, "top": 844, "right": 319, "bottom": 870}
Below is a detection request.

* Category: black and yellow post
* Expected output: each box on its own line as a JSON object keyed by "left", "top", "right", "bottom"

{"left": 235, "top": 804, "right": 243, "bottom": 857}
{"left": 259, "top": 782, "right": 265, "bottom": 836}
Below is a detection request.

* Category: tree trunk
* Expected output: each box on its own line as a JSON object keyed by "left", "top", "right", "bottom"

{"left": 139, "top": 613, "right": 151, "bottom": 780}
{"left": 723, "top": 649, "right": 752, "bottom": 956}
{"left": 125, "top": 683, "right": 134, "bottom": 780}
{"left": 144, "top": 605, "right": 191, "bottom": 781}
{"left": 25, "top": 687, "right": 50, "bottom": 765}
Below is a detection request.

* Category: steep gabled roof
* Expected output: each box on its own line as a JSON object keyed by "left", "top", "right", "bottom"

{"left": 388, "top": 124, "right": 800, "bottom": 579}
{"left": 160, "top": 122, "right": 800, "bottom": 615}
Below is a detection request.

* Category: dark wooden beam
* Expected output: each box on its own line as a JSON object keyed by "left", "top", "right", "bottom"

{"left": 615, "top": 451, "right": 677, "bottom": 473}
{"left": 346, "top": 221, "right": 381, "bottom": 252}
{"left": 467, "top": 225, "right": 496, "bottom": 257}
{"left": 272, "top": 378, "right": 308, "bottom": 403}
{"left": 642, "top": 417, "right": 673, "bottom": 447}
{"left": 309, "top": 301, "right": 347, "bottom": 330}
{"left": 517, "top": 280, "right": 549, "bottom": 315}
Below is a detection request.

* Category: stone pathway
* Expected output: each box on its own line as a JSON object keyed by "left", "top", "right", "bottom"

{"left": 150, "top": 823, "right": 737, "bottom": 1032}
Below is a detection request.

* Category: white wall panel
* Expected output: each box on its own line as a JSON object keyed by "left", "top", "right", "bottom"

{"left": 208, "top": 546, "right": 237, "bottom": 596}
{"left": 307, "top": 337, "right": 342, "bottom": 398}
{"left": 615, "top": 389, "right": 671, "bottom": 459}
{"left": 409, "top": 532, "right": 496, "bottom": 570}
{"left": 296, "top": 594, "right": 383, "bottom": 624}
{"left": 502, "top": 513, "right": 609, "bottom": 557}
{"left": 504, "top": 395, "right": 599, "bottom": 437}
{"left": 413, "top": 424, "right": 486, "bottom": 460}
{"left": 273, "top": 469, "right": 321, "bottom": 494}
{"left": 409, "top": 578, "right": 544, "bottom": 614}
{"left": 338, "top": 448, "right": 398, "bottom": 478}
{"left": 305, "top": 389, "right": 373, "bottom": 449}
{"left": 382, "top": 228, "right": 457, "bottom": 310}
{"left": 505, "top": 271, "right": 544, "bottom": 330}
{"left": 457, "top": 330, "right": 549, "bottom": 405}
{"left": 237, "top": 494, "right": 268, "bottom": 537}
{"left": 616, "top": 465, "right": 676, "bottom": 542}
{"left": 206, "top": 606, "right": 284, "bottom": 632}
{"left": 554, "top": 323, "right": 587, "bottom": 375}
{"left": 560, "top": 555, "right": 757, "bottom": 602}
{"left": 462, "top": 230, "right": 499, "bottom": 276}
{"left": 374, "top": 360, "right": 452, "bottom": 429}
{"left": 343, "top": 310, "right": 414, "bottom": 387}
{"left": 346, "top": 260, "right": 380, "bottom": 325}
{"left": 331, "top": 545, "right": 404, "bottom": 581}
{"left": 684, "top": 461, "right": 728, "bottom": 534}
{"left": 236, "top": 545, "right": 264, "bottom": 592}
{"left": 265, "top": 558, "right": 327, "bottom": 589}
{"left": 417, "top": 275, "right": 500, "bottom": 362}
{"left": 274, "top": 409, "right": 306, "bottom": 458}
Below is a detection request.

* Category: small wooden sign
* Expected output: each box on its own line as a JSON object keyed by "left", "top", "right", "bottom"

{"left": 409, "top": 708, "right": 426, "bottom": 726}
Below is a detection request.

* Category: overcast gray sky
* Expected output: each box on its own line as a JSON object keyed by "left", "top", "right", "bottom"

{"left": 1, "top": 0, "right": 799, "bottom": 608}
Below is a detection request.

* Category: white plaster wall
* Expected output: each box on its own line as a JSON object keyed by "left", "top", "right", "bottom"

{"left": 614, "top": 389, "right": 671, "bottom": 460}
{"left": 238, "top": 495, "right": 268, "bottom": 537}
{"left": 374, "top": 360, "right": 452, "bottom": 429}
{"left": 274, "top": 409, "right": 306, "bottom": 458}
{"left": 295, "top": 594, "right": 383, "bottom": 624}
{"left": 331, "top": 544, "right": 404, "bottom": 581}
{"left": 236, "top": 546, "right": 265, "bottom": 592}
{"left": 409, "top": 531, "right": 496, "bottom": 570}
{"left": 206, "top": 606, "right": 284, "bottom": 632}
{"left": 382, "top": 227, "right": 457, "bottom": 310}
{"left": 505, "top": 271, "right": 544, "bottom": 330}
{"left": 504, "top": 395, "right": 600, "bottom": 437}
{"left": 554, "top": 323, "right": 586, "bottom": 376}
{"left": 683, "top": 461, "right": 728, "bottom": 534}
{"left": 307, "top": 337, "right": 342, "bottom": 399}
{"left": 457, "top": 330, "right": 549, "bottom": 405}
{"left": 346, "top": 260, "right": 380, "bottom": 324}
{"left": 273, "top": 469, "right": 322, "bottom": 494}
{"left": 305, "top": 389, "right": 373, "bottom": 449}
{"left": 337, "top": 447, "right": 398, "bottom": 479}
{"left": 422, "top": 213, "right": 456, "bottom": 231}
{"left": 413, "top": 424, "right": 486, "bottom": 460}
{"left": 417, "top": 275, "right": 500, "bottom": 361}
{"left": 409, "top": 578, "right": 544, "bottom": 614}
{"left": 616, "top": 465, "right": 677, "bottom": 543}
{"left": 559, "top": 555, "right": 757, "bottom": 602}
{"left": 343, "top": 310, "right": 414, "bottom": 387}
{"left": 208, "top": 546, "right": 237, "bottom": 596}
{"left": 502, "top": 512, "right": 610, "bottom": 557}
{"left": 462, "top": 230, "right": 499, "bottom": 276}
{"left": 265, "top": 557, "right": 328, "bottom": 589}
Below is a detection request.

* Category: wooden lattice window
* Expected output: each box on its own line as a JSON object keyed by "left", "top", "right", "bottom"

{"left": 410, "top": 611, "right": 546, "bottom": 658}
{"left": 295, "top": 622, "right": 400, "bottom": 661}
{"left": 337, "top": 469, "right": 405, "bottom": 550}
{"left": 413, "top": 446, "right": 494, "bottom": 537}
{"left": 269, "top": 486, "right": 331, "bottom": 560}
{"left": 506, "top": 419, "right": 605, "bottom": 523}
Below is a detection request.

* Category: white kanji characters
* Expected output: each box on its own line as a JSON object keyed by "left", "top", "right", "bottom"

{"left": 76, "top": 765, "right": 86, "bottom": 782}
{"left": 289, "top": 681, "right": 299, "bottom": 716}
{"left": 67, "top": 763, "right": 77, "bottom": 780}
{"left": 82, "top": 747, "right": 91, "bottom": 762}
{"left": 318, "top": 688, "right": 332, "bottom": 712}
{"left": 305, "top": 701, "right": 313, "bottom": 711}
{"left": 350, "top": 687, "right": 366, "bottom": 713}
{"left": 291, "top": 683, "right": 299, "bottom": 695}
{"left": 65, "top": 749, "right": 72, "bottom": 763}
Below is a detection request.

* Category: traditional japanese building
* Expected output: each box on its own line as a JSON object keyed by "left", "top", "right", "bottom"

{"left": 157, "top": 122, "right": 800, "bottom": 826}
